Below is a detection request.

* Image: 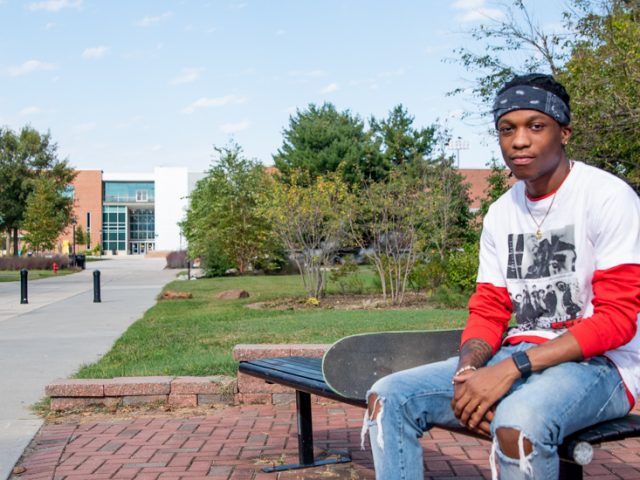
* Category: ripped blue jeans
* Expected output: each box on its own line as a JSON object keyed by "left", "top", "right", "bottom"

{"left": 363, "top": 342, "right": 630, "bottom": 480}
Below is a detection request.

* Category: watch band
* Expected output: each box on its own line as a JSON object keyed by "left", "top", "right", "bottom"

{"left": 512, "top": 351, "right": 532, "bottom": 379}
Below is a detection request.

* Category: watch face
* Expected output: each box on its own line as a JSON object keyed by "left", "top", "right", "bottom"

{"left": 513, "top": 351, "right": 532, "bottom": 375}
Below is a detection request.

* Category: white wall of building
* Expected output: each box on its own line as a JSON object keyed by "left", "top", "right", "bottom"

{"left": 154, "top": 167, "right": 189, "bottom": 252}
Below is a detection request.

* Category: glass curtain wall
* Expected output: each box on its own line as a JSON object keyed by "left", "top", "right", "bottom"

{"left": 102, "top": 205, "right": 127, "bottom": 252}
{"left": 103, "top": 182, "right": 155, "bottom": 203}
{"left": 129, "top": 208, "right": 155, "bottom": 254}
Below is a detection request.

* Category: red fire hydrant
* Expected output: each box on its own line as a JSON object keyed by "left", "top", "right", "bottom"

{"left": 52, "top": 262, "right": 59, "bottom": 274}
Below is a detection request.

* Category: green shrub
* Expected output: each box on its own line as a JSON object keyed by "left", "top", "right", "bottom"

{"left": 252, "top": 243, "right": 288, "bottom": 274}
{"left": 445, "top": 242, "right": 479, "bottom": 294}
{"left": 409, "top": 256, "right": 447, "bottom": 292}
{"left": 329, "top": 257, "right": 364, "bottom": 294}
{"left": 429, "top": 284, "right": 470, "bottom": 309}
{"left": 200, "top": 242, "right": 234, "bottom": 277}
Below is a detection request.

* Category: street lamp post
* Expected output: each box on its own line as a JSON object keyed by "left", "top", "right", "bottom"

{"left": 71, "top": 218, "right": 77, "bottom": 266}
{"left": 447, "top": 137, "right": 470, "bottom": 168}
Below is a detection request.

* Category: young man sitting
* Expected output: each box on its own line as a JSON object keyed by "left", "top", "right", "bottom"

{"left": 362, "top": 73, "right": 640, "bottom": 479}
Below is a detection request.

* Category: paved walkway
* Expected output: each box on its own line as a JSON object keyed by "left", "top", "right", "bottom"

{"left": 10, "top": 402, "right": 640, "bottom": 480}
{"left": 0, "top": 257, "right": 177, "bottom": 480}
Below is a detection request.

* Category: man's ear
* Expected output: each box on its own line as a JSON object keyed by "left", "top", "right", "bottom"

{"left": 561, "top": 124, "right": 572, "bottom": 146}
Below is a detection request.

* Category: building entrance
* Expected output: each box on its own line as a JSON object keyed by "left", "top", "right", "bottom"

{"left": 129, "top": 241, "right": 155, "bottom": 255}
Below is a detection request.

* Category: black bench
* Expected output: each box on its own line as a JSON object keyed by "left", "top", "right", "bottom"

{"left": 239, "top": 356, "right": 640, "bottom": 479}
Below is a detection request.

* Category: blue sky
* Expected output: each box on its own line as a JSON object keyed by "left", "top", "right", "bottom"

{"left": 0, "top": 0, "right": 566, "bottom": 173}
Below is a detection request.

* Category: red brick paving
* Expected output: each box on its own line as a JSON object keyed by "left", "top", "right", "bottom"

{"left": 10, "top": 403, "right": 640, "bottom": 479}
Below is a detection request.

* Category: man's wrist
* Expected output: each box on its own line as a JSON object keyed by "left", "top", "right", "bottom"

{"left": 511, "top": 351, "right": 533, "bottom": 379}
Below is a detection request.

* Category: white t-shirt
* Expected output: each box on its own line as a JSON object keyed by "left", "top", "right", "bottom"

{"left": 478, "top": 161, "right": 640, "bottom": 398}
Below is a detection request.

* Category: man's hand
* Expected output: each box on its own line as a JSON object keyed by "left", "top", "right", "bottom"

{"left": 451, "top": 360, "right": 520, "bottom": 434}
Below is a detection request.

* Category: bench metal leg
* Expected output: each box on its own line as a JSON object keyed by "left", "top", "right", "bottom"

{"left": 559, "top": 459, "right": 583, "bottom": 480}
{"left": 261, "top": 390, "right": 352, "bottom": 473}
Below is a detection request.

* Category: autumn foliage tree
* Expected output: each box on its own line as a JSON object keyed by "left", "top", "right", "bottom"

{"left": 268, "top": 172, "right": 350, "bottom": 299}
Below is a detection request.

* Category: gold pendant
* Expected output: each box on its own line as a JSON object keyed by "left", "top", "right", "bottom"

{"left": 535, "top": 229, "right": 543, "bottom": 240}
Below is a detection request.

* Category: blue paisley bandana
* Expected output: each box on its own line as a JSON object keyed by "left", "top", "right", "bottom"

{"left": 493, "top": 85, "right": 571, "bottom": 126}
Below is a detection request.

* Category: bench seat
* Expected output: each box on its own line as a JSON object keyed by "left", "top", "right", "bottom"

{"left": 240, "top": 356, "right": 640, "bottom": 478}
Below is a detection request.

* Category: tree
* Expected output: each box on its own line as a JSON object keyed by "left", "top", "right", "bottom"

{"left": 21, "top": 176, "right": 72, "bottom": 252}
{"left": 347, "top": 171, "right": 428, "bottom": 304}
{"left": 0, "top": 126, "right": 76, "bottom": 255}
{"left": 181, "top": 142, "right": 278, "bottom": 275}
{"left": 559, "top": 0, "right": 640, "bottom": 190}
{"left": 75, "top": 225, "right": 86, "bottom": 247}
{"left": 268, "top": 172, "right": 350, "bottom": 299}
{"left": 479, "top": 156, "right": 511, "bottom": 218}
{"left": 415, "top": 155, "right": 474, "bottom": 260}
{"left": 273, "top": 103, "right": 381, "bottom": 186}
{"left": 452, "top": 0, "right": 640, "bottom": 191}
{"left": 369, "top": 105, "right": 438, "bottom": 176}
{"left": 450, "top": 0, "right": 568, "bottom": 110}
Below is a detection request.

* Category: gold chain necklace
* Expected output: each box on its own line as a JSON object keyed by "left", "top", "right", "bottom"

{"left": 525, "top": 193, "right": 556, "bottom": 240}
{"left": 525, "top": 161, "right": 573, "bottom": 240}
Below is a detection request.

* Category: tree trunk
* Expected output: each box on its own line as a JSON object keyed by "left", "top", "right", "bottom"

{"left": 12, "top": 228, "right": 19, "bottom": 256}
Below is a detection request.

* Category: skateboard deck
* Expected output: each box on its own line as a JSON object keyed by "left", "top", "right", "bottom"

{"left": 322, "top": 329, "right": 462, "bottom": 401}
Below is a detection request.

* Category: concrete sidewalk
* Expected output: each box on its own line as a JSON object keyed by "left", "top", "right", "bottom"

{"left": 0, "top": 257, "right": 177, "bottom": 480}
{"left": 10, "top": 402, "right": 640, "bottom": 480}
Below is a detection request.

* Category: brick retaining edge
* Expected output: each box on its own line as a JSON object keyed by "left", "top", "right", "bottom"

{"left": 45, "top": 344, "right": 331, "bottom": 411}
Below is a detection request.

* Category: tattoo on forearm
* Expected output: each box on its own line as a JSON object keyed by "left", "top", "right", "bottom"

{"left": 458, "top": 338, "right": 493, "bottom": 369}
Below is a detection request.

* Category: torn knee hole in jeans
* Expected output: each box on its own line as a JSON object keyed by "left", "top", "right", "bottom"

{"left": 361, "top": 393, "right": 384, "bottom": 451}
{"left": 490, "top": 429, "right": 535, "bottom": 480}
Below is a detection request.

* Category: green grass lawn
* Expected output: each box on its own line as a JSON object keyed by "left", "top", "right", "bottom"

{"left": 74, "top": 272, "right": 468, "bottom": 379}
{"left": 0, "top": 269, "right": 76, "bottom": 282}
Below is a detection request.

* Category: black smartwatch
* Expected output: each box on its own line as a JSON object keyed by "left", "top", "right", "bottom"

{"left": 512, "top": 351, "right": 532, "bottom": 379}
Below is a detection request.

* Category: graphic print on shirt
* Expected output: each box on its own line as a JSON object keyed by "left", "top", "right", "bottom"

{"left": 506, "top": 225, "right": 583, "bottom": 330}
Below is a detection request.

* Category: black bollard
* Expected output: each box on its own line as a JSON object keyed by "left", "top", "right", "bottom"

{"left": 93, "top": 270, "right": 101, "bottom": 303}
{"left": 187, "top": 258, "right": 191, "bottom": 280}
{"left": 20, "top": 268, "right": 28, "bottom": 304}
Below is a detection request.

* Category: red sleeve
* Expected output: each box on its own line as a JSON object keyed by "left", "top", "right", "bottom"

{"left": 569, "top": 264, "right": 640, "bottom": 358}
{"left": 461, "top": 283, "right": 513, "bottom": 354}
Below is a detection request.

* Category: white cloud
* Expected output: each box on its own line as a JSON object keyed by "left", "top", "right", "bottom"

{"left": 378, "top": 68, "right": 406, "bottom": 78}
{"left": 220, "top": 120, "right": 250, "bottom": 134}
{"left": 7, "top": 60, "right": 55, "bottom": 77}
{"left": 81, "top": 46, "right": 110, "bottom": 60}
{"left": 288, "top": 69, "right": 327, "bottom": 78}
{"left": 321, "top": 83, "right": 339, "bottom": 94}
{"left": 136, "top": 11, "right": 172, "bottom": 27}
{"left": 228, "top": 1, "right": 247, "bottom": 10}
{"left": 45, "top": 22, "right": 56, "bottom": 30}
{"left": 452, "top": 0, "right": 484, "bottom": 9}
{"left": 150, "top": 144, "right": 163, "bottom": 152}
{"left": 116, "top": 115, "right": 144, "bottom": 129}
{"left": 29, "top": 0, "right": 83, "bottom": 12}
{"left": 451, "top": 0, "right": 504, "bottom": 23}
{"left": 276, "top": 29, "right": 285, "bottom": 36}
{"left": 182, "top": 94, "right": 248, "bottom": 114}
{"left": 169, "top": 68, "right": 203, "bottom": 85}
{"left": 73, "top": 122, "right": 96, "bottom": 132}
{"left": 20, "top": 106, "right": 41, "bottom": 116}
{"left": 349, "top": 78, "right": 378, "bottom": 90}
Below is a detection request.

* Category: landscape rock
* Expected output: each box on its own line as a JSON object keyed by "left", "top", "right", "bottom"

{"left": 161, "top": 290, "right": 193, "bottom": 300}
{"left": 215, "top": 289, "right": 250, "bottom": 300}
